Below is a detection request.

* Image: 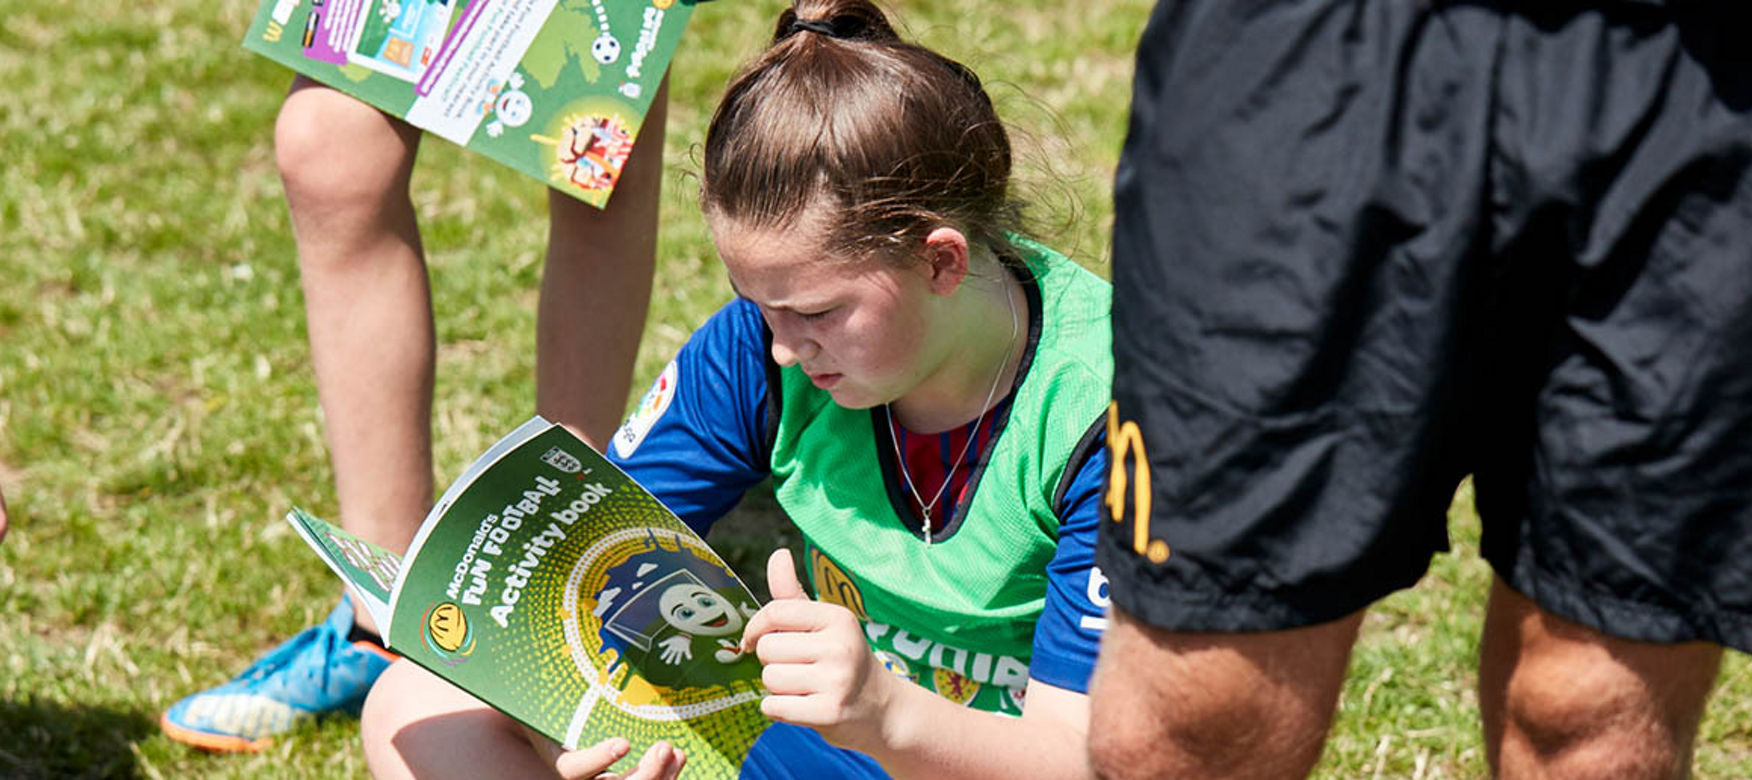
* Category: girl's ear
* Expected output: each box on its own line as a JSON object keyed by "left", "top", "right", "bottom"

{"left": 920, "top": 226, "right": 970, "bottom": 296}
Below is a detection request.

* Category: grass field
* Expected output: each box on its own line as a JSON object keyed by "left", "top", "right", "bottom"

{"left": 2, "top": 0, "right": 1748, "bottom": 777}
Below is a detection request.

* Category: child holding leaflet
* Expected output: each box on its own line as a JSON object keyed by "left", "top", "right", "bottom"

{"left": 362, "top": 1, "right": 1112, "bottom": 777}
{"left": 161, "top": 63, "right": 666, "bottom": 757}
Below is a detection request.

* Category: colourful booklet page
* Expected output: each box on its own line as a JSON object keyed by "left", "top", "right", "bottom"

{"left": 242, "top": 0, "right": 695, "bottom": 207}
{"left": 286, "top": 507, "right": 401, "bottom": 630}
{"left": 286, "top": 416, "right": 767, "bottom": 777}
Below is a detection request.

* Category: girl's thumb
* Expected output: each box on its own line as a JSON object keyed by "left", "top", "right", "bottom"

{"left": 766, "top": 548, "right": 808, "bottom": 601}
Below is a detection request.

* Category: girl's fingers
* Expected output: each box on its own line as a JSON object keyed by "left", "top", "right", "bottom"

{"left": 660, "top": 745, "right": 687, "bottom": 780}
{"left": 741, "top": 600, "right": 843, "bottom": 653}
{"left": 552, "top": 737, "right": 630, "bottom": 780}
{"left": 751, "top": 630, "right": 822, "bottom": 664}
{"left": 760, "top": 661, "right": 826, "bottom": 695}
{"left": 619, "top": 740, "right": 687, "bottom": 780}
{"left": 758, "top": 691, "right": 835, "bottom": 727}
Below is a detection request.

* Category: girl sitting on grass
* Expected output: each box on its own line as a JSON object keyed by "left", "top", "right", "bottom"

{"left": 361, "top": 1, "right": 1112, "bottom": 777}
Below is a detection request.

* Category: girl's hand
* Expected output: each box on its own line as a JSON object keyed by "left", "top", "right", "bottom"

{"left": 552, "top": 738, "right": 687, "bottom": 780}
{"left": 740, "top": 549, "right": 899, "bottom": 752}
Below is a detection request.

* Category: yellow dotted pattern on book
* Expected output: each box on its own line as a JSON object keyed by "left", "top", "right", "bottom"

{"left": 501, "top": 484, "right": 767, "bottom": 778}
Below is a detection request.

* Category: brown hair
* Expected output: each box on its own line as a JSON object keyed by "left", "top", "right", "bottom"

{"left": 701, "top": 0, "right": 1024, "bottom": 262}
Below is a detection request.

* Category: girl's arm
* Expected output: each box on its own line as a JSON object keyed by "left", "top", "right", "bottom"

{"left": 606, "top": 298, "right": 774, "bottom": 533}
{"left": 743, "top": 436, "right": 1112, "bottom": 779}
{"left": 744, "top": 550, "right": 1098, "bottom": 780}
{"left": 854, "top": 672, "right": 1093, "bottom": 780}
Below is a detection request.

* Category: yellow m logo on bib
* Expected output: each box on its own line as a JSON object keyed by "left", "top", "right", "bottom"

{"left": 809, "top": 548, "right": 870, "bottom": 621}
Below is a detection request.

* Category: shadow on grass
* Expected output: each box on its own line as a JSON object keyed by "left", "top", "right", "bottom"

{"left": 0, "top": 697, "right": 155, "bottom": 779}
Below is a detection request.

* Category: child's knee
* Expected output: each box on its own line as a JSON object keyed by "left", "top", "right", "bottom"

{"left": 362, "top": 660, "right": 544, "bottom": 778}
{"left": 273, "top": 87, "right": 415, "bottom": 212}
{"left": 360, "top": 660, "right": 421, "bottom": 763}
{"left": 360, "top": 669, "right": 401, "bottom": 775}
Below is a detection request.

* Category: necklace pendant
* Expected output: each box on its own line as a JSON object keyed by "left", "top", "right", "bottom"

{"left": 922, "top": 509, "right": 933, "bottom": 545}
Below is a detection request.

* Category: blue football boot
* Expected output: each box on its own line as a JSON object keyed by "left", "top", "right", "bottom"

{"left": 161, "top": 599, "right": 396, "bottom": 752}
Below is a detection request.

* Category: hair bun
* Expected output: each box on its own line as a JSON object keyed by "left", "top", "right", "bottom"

{"left": 708, "top": 0, "right": 1021, "bottom": 262}
{"left": 788, "top": 15, "right": 862, "bottom": 39}
{"left": 774, "top": 0, "right": 897, "bottom": 44}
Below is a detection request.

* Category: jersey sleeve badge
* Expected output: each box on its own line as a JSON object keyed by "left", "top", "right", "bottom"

{"left": 613, "top": 359, "right": 679, "bottom": 459}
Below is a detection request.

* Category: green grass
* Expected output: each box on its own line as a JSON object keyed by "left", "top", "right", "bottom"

{"left": 1, "top": 0, "right": 1747, "bottom": 777}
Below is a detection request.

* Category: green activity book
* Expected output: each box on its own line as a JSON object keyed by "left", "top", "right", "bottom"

{"left": 288, "top": 417, "right": 768, "bottom": 777}
{"left": 242, "top": 0, "right": 696, "bottom": 207}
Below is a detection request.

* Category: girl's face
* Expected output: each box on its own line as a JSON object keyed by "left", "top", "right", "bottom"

{"left": 710, "top": 216, "right": 949, "bottom": 411}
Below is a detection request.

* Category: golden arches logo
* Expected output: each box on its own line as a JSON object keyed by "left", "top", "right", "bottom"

{"left": 425, "top": 602, "right": 470, "bottom": 653}
{"left": 1106, "top": 402, "right": 1168, "bottom": 564}
{"left": 809, "top": 548, "right": 869, "bottom": 621}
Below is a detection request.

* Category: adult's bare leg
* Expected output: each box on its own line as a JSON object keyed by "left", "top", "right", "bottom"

{"left": 535, "top": 80, "right": 668, "bottom": 448}
{"left": 1479, "top": 577, "right": 1722, "bottom": 779}
{"left": 1087, "top": 607, "right": 1362, "bottom": 780}
{"left": 276, "top": 76, "right": 433, "bottom": 632}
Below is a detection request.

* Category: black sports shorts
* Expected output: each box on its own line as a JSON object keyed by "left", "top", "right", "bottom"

{"left": 1101, "top": 0, "right": 1752, "bottom": 651}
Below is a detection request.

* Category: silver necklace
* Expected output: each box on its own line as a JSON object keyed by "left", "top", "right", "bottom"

{"left": 886, "top": 280, "right": 1020, "bottom": 545}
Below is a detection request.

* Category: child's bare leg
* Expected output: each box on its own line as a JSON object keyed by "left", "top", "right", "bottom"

{"left": 536, "top": 80, "right": 668, "bottom": 448}
{"left": 164, "top": 77, "right": 670, "bottom": 755}
{"left": 276, "top": 77, "right": 434, "bottom": 634}
{"left": 159, "top": 79, "right": 431, "bottom": 751}
{"left": 363, "top": 661, "right": 686, "bottom": 780}
{"left": 363, "top": 661, "right": 561, "bottom": 779}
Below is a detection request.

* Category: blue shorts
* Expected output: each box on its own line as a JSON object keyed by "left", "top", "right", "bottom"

{"left": 741, "top": 722, "right": 888, "bottom": 779}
